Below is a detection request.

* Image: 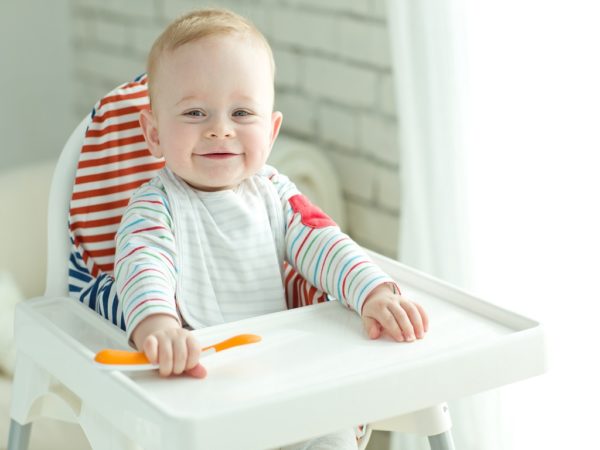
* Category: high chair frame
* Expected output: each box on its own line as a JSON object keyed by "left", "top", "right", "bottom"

{"left": 7, "top": 115, "right": 546, "bottom": 450}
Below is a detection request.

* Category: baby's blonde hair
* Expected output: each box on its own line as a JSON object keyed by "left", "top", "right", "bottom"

{"left": 147, "top": 8, "right": 275, "bottom": 102}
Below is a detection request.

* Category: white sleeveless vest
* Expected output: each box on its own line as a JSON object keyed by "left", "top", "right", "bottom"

{"left": 158, "top": 167, "right": 287, "bottom": 329}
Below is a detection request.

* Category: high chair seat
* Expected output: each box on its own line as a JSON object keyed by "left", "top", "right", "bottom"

{"left": 7, "top": 78, "right": 546, "bottom": 450}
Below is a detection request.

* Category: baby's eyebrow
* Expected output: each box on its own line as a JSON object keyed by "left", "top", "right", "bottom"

{"left": 176, "top": 95, "right": 202, "bottom": 106}
{"left": 175, "top": 94, "right": 260, "bottom": 107}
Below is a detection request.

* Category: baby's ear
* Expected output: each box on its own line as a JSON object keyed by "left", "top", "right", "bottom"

{"left": 270, "top": 111, "right": 283, "bottom": 148}
{"left": 139, "top": 109, "right": 162, "bottom": 158}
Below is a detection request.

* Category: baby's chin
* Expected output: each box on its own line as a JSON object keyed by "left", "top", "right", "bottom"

{"left": 174, "top": 165, "right": 253, "bottom": 192}
{"left": 182, "top": 176, "right": 240, "bottom": 192}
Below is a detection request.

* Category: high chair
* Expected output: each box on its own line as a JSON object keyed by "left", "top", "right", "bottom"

{"left": 7, "top": 79, "right": 546, "bottom": 450}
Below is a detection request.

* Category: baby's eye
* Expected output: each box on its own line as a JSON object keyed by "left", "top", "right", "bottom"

{"left": 232, "top": 110, "right": 252, "bottom": 117}
{"left": 184, "top": 110, "right": 205, "bottom": 117}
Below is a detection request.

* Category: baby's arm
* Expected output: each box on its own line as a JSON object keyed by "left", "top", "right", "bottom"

{"left": 115, "top": 182, "right": 204, "bottom": 377}
{"left": 271, "top": 169, "right": 428, "bottom": 342}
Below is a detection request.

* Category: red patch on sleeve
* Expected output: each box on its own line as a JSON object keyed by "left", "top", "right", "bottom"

{"left": 288, "top": 194, "right": 337, "bottom": 229}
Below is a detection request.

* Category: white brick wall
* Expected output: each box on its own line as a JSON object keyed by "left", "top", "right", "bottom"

{"left": 317, "top": 103, "right": 359, "bottom": 151}
{"left": 271, "top": 8, "right": 339, "bottom": 54}
{"left": 358, "top": 112, "right": 399, "bottom": 165}
{"left": 338, "top": 17, "right": 390, "bottom": 67}
{"left": 329, "top": 152, "right": 376, "bottom": 203}
{"left": 347, "top": 202, "right": 399, "bottom": 256}
{"left": 272, "top": 48, "right": 302, "bottom": 89}
{"left": 69, "top": 0, "right": 402, "bottom": 258}
{"left": 379, "top": 72, "right": 397, "bottom": 116}
{"left": 275, "top": 91, "right": 315, "bottom": 136}
{"left": 303, "top": 55, "right": 379, "bottom": 108}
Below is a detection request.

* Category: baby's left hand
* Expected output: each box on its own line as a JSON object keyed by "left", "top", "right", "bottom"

{"left": 361, "top": 283, "right": 429, "bottom": 342}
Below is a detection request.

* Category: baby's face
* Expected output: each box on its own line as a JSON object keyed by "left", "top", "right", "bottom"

{"left": 144, "top": 34, "right": 282, "bottom": 191}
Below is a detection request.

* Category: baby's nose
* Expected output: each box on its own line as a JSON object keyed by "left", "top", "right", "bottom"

{"left": 205, "top": 118, "right": 234, "bottom": 139}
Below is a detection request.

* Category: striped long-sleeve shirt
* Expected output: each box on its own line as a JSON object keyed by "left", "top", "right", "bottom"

{"left": 115, "top": 166, "right": 396, "bottom": 340}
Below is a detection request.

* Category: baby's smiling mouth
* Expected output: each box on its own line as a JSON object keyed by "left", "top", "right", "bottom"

{"left": 204, "top": 153, "right": 238, "bottom": 159}
{"left": 193, "top": 151, "right": 240, "bottom": 160}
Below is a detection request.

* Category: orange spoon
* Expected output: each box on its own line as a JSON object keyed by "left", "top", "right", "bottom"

{"left": 94, "top": 333, "right": 261, "bottom": 371}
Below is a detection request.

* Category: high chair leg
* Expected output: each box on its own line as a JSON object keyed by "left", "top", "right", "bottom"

{"left": 79, "top": 404, "right": 142, "bottom": 450}
{"left": 10, "top": 353, "right": 53, "bottom": 424}
{"left": 7, "top": 420, "right": 31, "bottom": 450}
{"left": 428, "top": 430, "right": 455, "bottom": 450}
{"left": 7, "top": 352, "right": 83, "bottom": 450}
{"left": 372, "top": 402, "right": 456, "bottom": 450}
{"left": 8, "top": 353, "right": 53, "bottom": 450}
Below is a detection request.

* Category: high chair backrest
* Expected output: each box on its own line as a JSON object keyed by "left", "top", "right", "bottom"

{"left": 51, "top": 76, "right": 165, "bottom": 328}
{"left": 45, "top": 116, "right": 89, "bottom": 297}
{"left": 68, "top": 75, "right": 163, "bottom": 281}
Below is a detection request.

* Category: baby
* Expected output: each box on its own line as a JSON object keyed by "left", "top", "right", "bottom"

{"left": 115, "top": 8, "right": 428, "bottom": 449}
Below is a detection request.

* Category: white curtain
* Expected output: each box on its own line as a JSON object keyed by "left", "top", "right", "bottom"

{"left": 387, "top": 1, "right": 504, "bottom": 449}
{"left": 387, "top": 0, "right": 469, "bottom": 287}
{"left": 388, "top": 0, "right": 600, "bottom": 449}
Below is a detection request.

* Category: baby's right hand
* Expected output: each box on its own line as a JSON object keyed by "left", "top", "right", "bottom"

{"left": 132, "top": 315, "right": 207, "bottom": 378}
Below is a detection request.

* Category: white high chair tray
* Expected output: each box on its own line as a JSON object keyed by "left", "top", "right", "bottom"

{"left": 14, "top": 254, "right": 545, "bottom": 450}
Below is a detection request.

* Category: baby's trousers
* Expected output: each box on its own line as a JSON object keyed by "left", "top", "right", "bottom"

{"left": 277, "top": 428, "right": 358, "bottom": 450}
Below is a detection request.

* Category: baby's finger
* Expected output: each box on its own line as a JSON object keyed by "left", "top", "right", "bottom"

{"left": 389, "top": 303, "right": 415, "bottom": 341}
{"left": 415, "top": 302, "right": 429, "bottom": 332}
{"left": 186, "top": 334, "right": 202, "bottom": 371}
{"left": 401, "top": 301, "right": 425, "bottom": 339}
{"left": 143, "top": 335, "right": 159, "bottom": 364}
{"left": 377, "top": 307, "right": 405, "bottom": 342}
{"left": 157, "top": 338, "right": 174, "bottom": 377}
{"left": 362, "top": 316, "right": 382, "bottom": 340}
{"left": 185, "top": 363, "right": 207, "bottom": 379}
{"left": 172, "top": 337, "right": 188, "bottom": 375}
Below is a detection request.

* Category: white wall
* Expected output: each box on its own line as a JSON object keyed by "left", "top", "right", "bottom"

{"left": 0, "top": 0, "right": 74, "bottom": 171}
